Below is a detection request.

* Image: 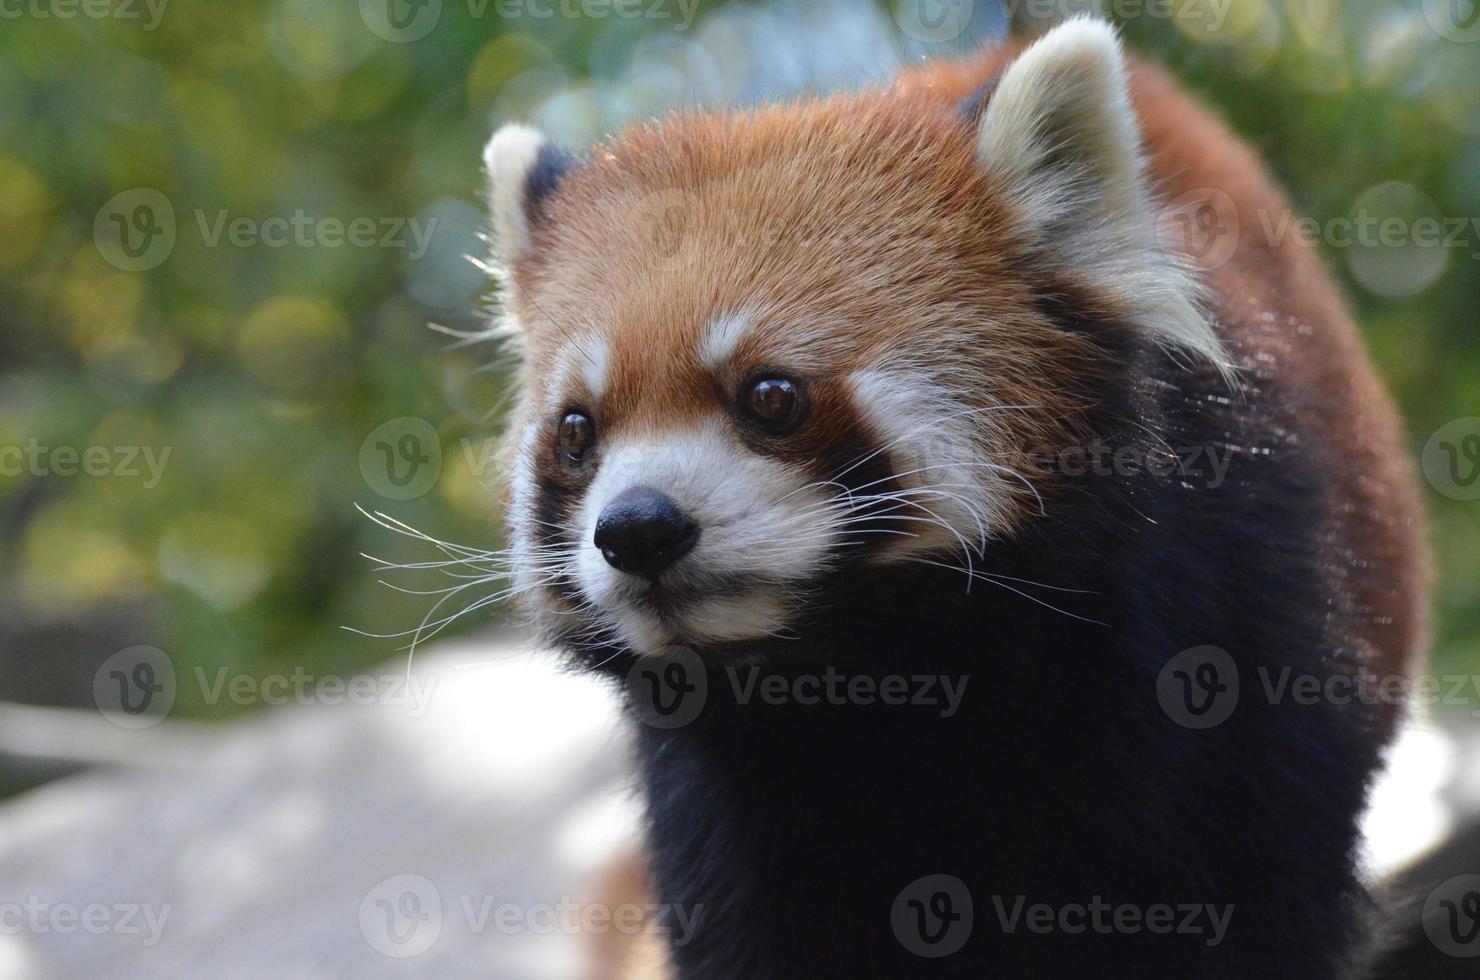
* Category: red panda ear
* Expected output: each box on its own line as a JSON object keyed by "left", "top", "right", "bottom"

{"left": 483, "top": 123, "right": 573, "bottom": 267}
{"left": 976, "top": 17, "right": 1230, "bottom": 376}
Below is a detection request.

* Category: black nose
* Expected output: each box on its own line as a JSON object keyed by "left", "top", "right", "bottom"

{"left": 594, "top": 487, "right": 699, "bottom": 581}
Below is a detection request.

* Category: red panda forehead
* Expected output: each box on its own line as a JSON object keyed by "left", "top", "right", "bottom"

{"left": 516, "top": 92, "right": 1011, "bottom": 297}
{"left": 514, "top": 94, "right": 1024, "bottom": 412}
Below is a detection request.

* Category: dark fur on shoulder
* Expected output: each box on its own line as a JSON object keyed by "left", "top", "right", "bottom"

{"left": 607, "top": 336, "right": 1389, "bottom": 979}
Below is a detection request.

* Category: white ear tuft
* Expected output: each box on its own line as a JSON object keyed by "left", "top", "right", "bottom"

{"left": 978, "top": 17, "right": 1230, "bottom": 376}
{"left": 484, "top": 123, "right": 550, "bottom": 265}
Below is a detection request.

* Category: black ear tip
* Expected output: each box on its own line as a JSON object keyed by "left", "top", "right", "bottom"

{"left": 524, "top": 142, "right": 577, "bottom": 227}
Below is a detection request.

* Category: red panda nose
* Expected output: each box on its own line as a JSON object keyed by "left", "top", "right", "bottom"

{"left": 594, "top": 487, "right": 700, "bottom": 582}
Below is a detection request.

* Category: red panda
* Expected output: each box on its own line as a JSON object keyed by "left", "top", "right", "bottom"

{"left": 482, "top": 17, "right": 1429, "bottom": 980}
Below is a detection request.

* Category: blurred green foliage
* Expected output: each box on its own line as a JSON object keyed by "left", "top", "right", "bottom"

{"left": 0, "top": 0, "right": 1476, "bottom": 719}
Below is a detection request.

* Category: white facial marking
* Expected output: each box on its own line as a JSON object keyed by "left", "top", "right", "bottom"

{"left": 570, "top": 419, "right": 832, "bottom": 652}
{"left": 699, "top": 312, "right": 753, "bottom": 370}
{"left": 548, "top": 336, "right": 609, "bottom": 409}
{"left": 847, "top": 368, "right": 1015, "bottom": 560}
{"left": 580, "top": 335, "right": 610, "bottom": 402}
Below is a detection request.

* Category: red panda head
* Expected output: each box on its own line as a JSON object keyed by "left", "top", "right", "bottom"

{"left": 484, "top": 18, "right": 1227, "bottom": 656}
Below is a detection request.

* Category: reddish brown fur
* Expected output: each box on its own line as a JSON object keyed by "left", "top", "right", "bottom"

{"left": 509, "top": 98, "right": 1108, "bottom": 538}
{"left": 899, "top": 44, "right": 1430, "bottom": 681}
{"left": 508, "top": 42, "right": 1428, "bottom": 685}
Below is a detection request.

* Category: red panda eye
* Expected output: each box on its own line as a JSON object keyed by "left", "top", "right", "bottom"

{"left": 743, "top": 378, "right": 802, "bottom": 431}
{"left": 557, "top": 412, "right": 596, "bottom": 463}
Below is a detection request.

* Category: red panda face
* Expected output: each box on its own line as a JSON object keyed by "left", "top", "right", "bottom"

{"left": 485, "top": 20, "right": 1226, "bottom": 655}
{"left": 493, "top": 108, "right": 1083, "bottom": 654}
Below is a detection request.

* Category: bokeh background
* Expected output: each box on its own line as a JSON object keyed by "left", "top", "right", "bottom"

{"left": 1, "top": 0, "right": 1477, "bottom": 752}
